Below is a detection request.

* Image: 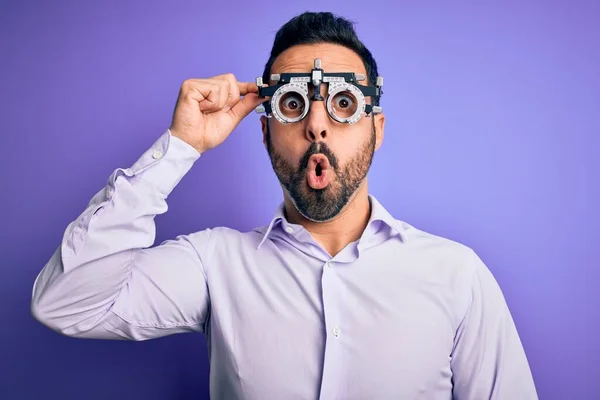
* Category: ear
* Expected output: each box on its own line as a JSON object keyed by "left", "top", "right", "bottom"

{"left": 374, "top": 112, "right": 385, "bottom": 151}
{"left": 260, "top": 115, "right": 268, "bottom": 150}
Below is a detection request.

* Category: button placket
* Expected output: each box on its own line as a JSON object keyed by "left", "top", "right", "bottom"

{"left": 318, "top": 258, "right": 344, "bottom": 399}
{"left": 324, "top": 260, "right": 340, "bottom": 339}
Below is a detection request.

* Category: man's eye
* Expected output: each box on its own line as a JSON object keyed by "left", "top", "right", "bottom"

{"left": 335, "top": 95, "right": 353, "bottom": 108}
{"left": 279, "top": 92, "right": 306, "bottom": 118}
{"left": 282, "top": 96, "right": 303, "bottom": 110}
{"left": 331, "top": 91, "right": 358, "bottom": 118}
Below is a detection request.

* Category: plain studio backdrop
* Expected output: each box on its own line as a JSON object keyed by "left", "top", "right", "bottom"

{"left": 1, "top": 1, "right": 598, "bottom": 399}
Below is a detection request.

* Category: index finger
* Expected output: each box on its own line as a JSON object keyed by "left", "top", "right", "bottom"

{"left": 238, "top": 82, "right": 259, "bottom": 96}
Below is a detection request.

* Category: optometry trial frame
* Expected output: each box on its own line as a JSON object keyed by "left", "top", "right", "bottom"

{"left": 255, "top": 58, "right": 383, "bottom": 125}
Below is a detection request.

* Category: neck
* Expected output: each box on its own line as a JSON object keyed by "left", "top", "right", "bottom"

{"left": 283, "top": 182, "right": 372, "bottom": 257}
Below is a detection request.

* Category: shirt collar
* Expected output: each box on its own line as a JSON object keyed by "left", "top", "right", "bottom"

{"left": 365, "top": 195, "right": 407, "bottom": 241}
{"left": 256, "top": 195, "right": 407, "bottom": 250}
{"left": 256, "top": 205, "right": 286, "bottom": 249}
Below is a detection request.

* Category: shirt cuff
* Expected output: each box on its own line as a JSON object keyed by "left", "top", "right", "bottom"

{"left": 128, "top": 129, "right": 201, "bottom": 196}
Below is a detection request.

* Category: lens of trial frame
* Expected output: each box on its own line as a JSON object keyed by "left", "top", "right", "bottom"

{"left": 330, "top": 90, "right": 358, "bottom": 119}
{"left": 279, "top": 91, "right": 306, "bottom": 119}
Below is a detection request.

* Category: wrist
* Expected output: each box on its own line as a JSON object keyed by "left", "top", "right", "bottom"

{"left": 168, "top": 129, "right": 205, "bottom": 154}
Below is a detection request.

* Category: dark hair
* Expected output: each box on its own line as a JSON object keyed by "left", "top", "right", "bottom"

{"left": 262, "top": 11, "right": 381, "bottom": 106}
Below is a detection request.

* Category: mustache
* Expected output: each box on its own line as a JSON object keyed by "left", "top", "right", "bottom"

{"left": 298, "top": 142, "right": 339, "bottom": 172}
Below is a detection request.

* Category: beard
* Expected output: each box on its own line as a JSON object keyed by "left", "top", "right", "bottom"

{"left": 266, "top": 123, "right": 376, "bottom": 222}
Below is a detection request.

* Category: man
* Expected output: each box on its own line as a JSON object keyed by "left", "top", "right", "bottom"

{"left": 31, "top": 11, "right": 538, "bottom": 400}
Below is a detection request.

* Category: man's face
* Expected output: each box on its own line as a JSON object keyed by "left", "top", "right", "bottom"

{"left": 261, "top": 43, "right": 385, "bottom": 222}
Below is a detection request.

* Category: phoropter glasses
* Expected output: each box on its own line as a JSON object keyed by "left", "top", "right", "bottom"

{"left": 255, "top": 58, "right": 383, "bottom": 125}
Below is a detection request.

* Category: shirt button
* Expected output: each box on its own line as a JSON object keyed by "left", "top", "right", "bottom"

{"left": 326, "top": 262, "right": 333, "bottom": 268}
{"left": 285, "top": 227, "right": 294, "bottom": 233}
{"left": 333, "top": 327, "right": 340, "bottom": 337}
{"left": 152, "top": 150, "right": 163, "bottom": 159}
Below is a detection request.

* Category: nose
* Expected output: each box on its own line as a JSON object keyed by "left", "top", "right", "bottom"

{"left": 305, "top": 90, "right": 329, "bottom": 143}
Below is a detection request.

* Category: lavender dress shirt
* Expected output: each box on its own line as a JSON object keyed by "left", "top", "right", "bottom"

{"left": 31, "top": 129, "right": 538, "bottom": 399}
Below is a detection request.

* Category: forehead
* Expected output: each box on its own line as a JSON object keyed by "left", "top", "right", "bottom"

{"left": 270, "top": 43, "right": 366, "bottom": 80}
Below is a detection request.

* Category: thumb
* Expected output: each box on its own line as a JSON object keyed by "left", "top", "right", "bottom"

{"left": 227, "top": 93, "right": 266, "bottom": 125}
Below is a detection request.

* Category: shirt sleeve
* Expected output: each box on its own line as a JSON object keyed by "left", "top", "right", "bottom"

{"left": 450, "top": 251, "right": 539, "bottom": 399}
{"left": 31, "top": 129, "right": 212, "bottom": 341}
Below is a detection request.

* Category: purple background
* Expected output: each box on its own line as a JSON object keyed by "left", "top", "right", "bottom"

{"left": 1, "top": 1, "right": 598, "bottom": 399}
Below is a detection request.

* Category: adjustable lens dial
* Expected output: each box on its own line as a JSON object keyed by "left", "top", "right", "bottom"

{"left": 326, "top": 83, "right": 366, "bottom": 125}
{"left": 271, "top": 83, "right": 310, "bottom": 124}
